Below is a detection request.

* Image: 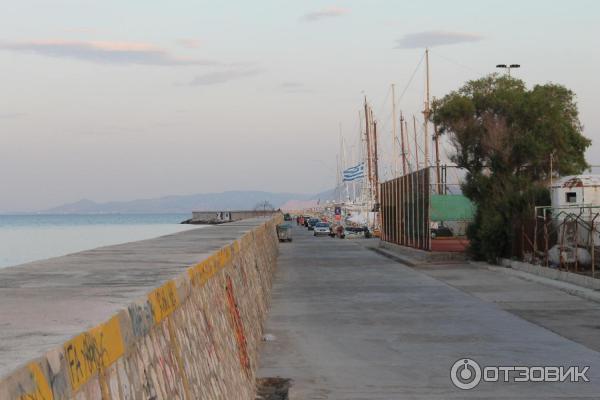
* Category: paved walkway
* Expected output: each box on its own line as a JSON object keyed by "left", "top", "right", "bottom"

{"left": 257, "top": 226, "right": 600, "bottom": 399}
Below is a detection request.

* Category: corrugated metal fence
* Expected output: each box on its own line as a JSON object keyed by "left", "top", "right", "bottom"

{"left": 380, "top": 169, "right": 431, "bottom": 250}
{"left": 380, "top": 166, "right": 476, "bottom": 252}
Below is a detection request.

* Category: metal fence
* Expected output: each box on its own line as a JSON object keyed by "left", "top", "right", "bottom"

{"left": 514, "top": 206, "right": 600, "bottom": 278}
{"left": 381, "top": 168, "right": 431, "bottom": 250}
{"left": 380, "top": 166, "right": 475, "bottom": 252}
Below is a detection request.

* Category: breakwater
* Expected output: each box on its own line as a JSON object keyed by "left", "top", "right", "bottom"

{"left": 183, "top": 210, "right": 278, "bottom": 225}
{"left": 0, "top": 216, "right": 281, "bottom": 399}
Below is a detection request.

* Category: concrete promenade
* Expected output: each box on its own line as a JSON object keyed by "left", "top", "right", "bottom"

{"left": 258, "top": 226, "right": 600, "bottom": 399}
{"left": 0, "top": 218, "right": 268, "bottom": 378}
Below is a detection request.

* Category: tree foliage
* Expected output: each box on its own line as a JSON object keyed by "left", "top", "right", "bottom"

{"left": 432, "top": 74, "right": 590, "bottom": 261}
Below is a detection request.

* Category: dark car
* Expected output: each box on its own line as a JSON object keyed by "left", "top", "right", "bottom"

{"left": 343, "top": 226, "right": 372, "bottom": 239}
{"left": 307, "top": 218, "right": 320, "bottom": 230}
{"left": 431, "top": 225, "right": 453, "bottom": 239}
{"left": 283, "top": 213, "right": 292, "bottom": 221}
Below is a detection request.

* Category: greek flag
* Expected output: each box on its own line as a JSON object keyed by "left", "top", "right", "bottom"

{"left": 343, "top": 162, "right": 365, "bottom": 181}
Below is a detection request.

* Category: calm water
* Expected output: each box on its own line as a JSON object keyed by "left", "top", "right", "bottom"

{"left": 0, "top": 214, "right": 202, "bottom": 269}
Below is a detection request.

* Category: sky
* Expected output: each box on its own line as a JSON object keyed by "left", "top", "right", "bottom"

{"left": 1, "top": 0, "right": 599, "bottom": 212}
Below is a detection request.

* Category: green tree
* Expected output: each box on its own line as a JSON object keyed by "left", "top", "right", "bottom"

{"left": 432, "top": 74, "right": 590, "bottom": 261}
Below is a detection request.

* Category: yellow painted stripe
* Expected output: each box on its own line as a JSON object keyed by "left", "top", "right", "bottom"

{"left": 64, "top": 315, "right": 125, "bottom": 392}
{"left": 188, "top": 244, "right": 237, "bottom": 288}
{"left": 148, "top": 280, "right": 180, "bottom": 324}
{"left": 18, "top": 363, "right": 54, "bottom": 400}
{"left": 188, "top": 258, "right": 216, "bottom": 287}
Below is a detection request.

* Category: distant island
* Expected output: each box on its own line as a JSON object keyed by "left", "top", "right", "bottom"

{"left": 33, "top": 189, "right": 335, "bottom": 214}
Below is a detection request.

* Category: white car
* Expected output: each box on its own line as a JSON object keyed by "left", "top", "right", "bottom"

{"left": 313, "top": 222, "right": 331, "bottom": 236}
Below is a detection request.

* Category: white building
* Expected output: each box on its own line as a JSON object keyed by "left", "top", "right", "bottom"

{"left": 551, "top": 175, "right": 600, "bottom": 208}
{"left": 549, "top": 175, "right": 600, "bottom": 257}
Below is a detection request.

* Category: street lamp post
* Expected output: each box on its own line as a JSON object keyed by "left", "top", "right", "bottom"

{"left": 496, "top": 64, "right": 520, "bottom": 77}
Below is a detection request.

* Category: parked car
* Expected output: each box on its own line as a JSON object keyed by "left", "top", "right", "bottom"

{"left": 431, "top": 225, "right": 453, "bottom": 239}
{"left": 313, "top": 222, "right": 331, "bottom": 236}
{"left": 344, "top": 226, "right": 372, "bottom": 239}
{"left": 307, "top": 218, "right": 320, "bottom": 230}
{"left": 276, "top": 224, "right": 293, "bottom": 242}
{"left": 283, "top": 213, "right": 292, "bottom": 221}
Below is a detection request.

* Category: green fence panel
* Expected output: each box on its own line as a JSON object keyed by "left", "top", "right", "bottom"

{"left": 430, "top": 194, "right": 476, "bottom": 221}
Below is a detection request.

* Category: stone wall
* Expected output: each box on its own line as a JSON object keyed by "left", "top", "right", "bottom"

{"left": 0, "top": 216, "right": 281, "bottom": 400}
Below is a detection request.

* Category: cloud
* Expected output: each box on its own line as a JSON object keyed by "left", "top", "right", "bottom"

{"left": 189, "top": 68, "right": 263, "bottom": 86}
{"left": 0, "top": 112, "right": 25, "bottom": 119}
{"left": 0, "top": 40, "right": 216, "bottom": 66}
{"left": 395, "top": 31, "right": 484, "bottom": 48}
{"left": 176, "top": 38, "right": 202, "bottom": 49}
{"left": 301, "top": 6, "right": 349, "bottom": 22}
{"left": 279, "top": 81, "right": 313, "bottom": 93}
{"left": 62, "top": 27, "right": 100, "bottom": 34}
{"left": 281, "top": 81, "right": 303, "bottom": 88}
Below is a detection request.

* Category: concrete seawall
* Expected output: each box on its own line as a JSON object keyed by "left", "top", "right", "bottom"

{"left": 186, "top": 210, "right": 278, "bottom": 225}
{"left": 0, "top": 216, "right": 281, "bottom": 399}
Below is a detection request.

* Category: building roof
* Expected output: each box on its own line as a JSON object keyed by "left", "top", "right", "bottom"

{"left": 551, "top": 175, "right": 600, "bottom": 189}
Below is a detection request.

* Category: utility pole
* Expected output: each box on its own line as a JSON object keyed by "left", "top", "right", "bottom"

{"left": 391, "top": 83, "right": 398, "bottom": 179}
{"left": 550, "top": 152, "right": 554, "bottom": 188}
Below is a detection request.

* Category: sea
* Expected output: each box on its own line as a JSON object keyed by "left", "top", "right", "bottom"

{"left": 0, "top": 214, "right": 202, "bottom": 269}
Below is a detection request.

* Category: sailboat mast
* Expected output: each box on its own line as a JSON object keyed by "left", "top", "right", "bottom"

{"left": 391, "top": 83, "right": 398, "bottom": 179}
{"left": 400, "top": 112, "right": 407, "bottom": 176}
{"left": 434, "top": 124, "right": 441, "bottom": 194}
{"left": 413, "top": 115, "right": 419, "bottom": 169}
{"left": 364, "top": 98, "right": 373, "bottom": 207}
{"left": 372, "top": 117, "right": 380, "bottom": 205}
{"left": 423, "top": 48, "right": 431, "bottom": 171}
{"left": 339, "top": 123, "right": 344, "bottom": 203}
{"left": 357, "top": 110, "right": 364, "bottom": 204}
{"left": 404, "top": 119, "right": 411, "bottom": 172}
{"left": 335, "top": 153, "right": 340, "bottom": 202}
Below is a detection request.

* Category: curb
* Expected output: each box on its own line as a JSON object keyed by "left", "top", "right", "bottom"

{"left": 479, "top": 262, "right": 600, "bottom": 305}
{"left": 368, "top": 246, "right": 420, "bottom": 266}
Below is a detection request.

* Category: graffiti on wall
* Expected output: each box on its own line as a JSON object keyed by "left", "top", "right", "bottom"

{"left": 64, "top": 315, "right": 124, "bottom": 392}
{"left": 225, "top": 276, "right": 250, "bottom": 376}
{"left": 17, "top": 363, "right": 54, "bottom": 400}
{"left": 148, "top": 281, "right": 180, "bottom": 324}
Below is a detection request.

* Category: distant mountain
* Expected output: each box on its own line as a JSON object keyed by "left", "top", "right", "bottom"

{"left": 38, "top": 190, "right": 335, "bottom": 214}
{"left": 279, "top": 187, "right": 338, "bottom": 211}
